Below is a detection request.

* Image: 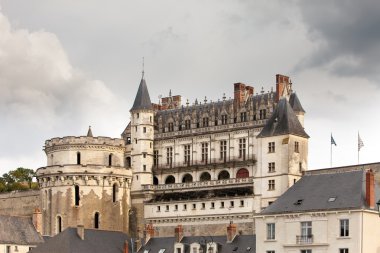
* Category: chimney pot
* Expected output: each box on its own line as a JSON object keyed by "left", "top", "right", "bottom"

{"left": 124, "top": 240, "right": 129, "bottom": 253}
{"left": 366, "top": 169, "right": 375, "bottom": 209}
{"left": 226, "top": 223, "right": 237, "bottom": 243}
{"left": 175, "top": 225, "right": 184, "bottom": 243}
{"left": 32, "top": 208, "right": 43, "bottom": 235}
{"left": 77, "top": 225, "right": 85, "bottom": 240}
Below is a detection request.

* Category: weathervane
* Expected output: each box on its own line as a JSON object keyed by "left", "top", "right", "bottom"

{"left": 142, "top": 57, "right": 145, "bottom": 78}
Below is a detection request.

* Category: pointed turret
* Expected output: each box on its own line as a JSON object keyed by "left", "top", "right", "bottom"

{"left": 130, "top": 78, "right": 152, "bottom": 111}
{"left": 289, "top": 92, "right": 305, "bottom": 113}
{"left": 257, "top": 98, "right": 309, "bottom": 138}
{"left": 87, "top": 126, "right": 93, "bottom": 137}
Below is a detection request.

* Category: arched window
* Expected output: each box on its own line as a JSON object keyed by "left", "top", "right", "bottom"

{"left": 126, "top": 157, "right": 131, "bottom": 168}
{"left": 182, "top": 174, "right": 193, "bottom": 183}
{"left": 218, "top": 170, "right": 230, "bottom": 180}
{"left": 236, "top": 168, "right": 249, "bottom": 178}
{"left": 200, "top": 172, "right": 211, "bottom": 182}
{"left": 57, "top": 216, "right": 62, "bottom": 233}
{"left": 77, "top": 152, "right": 81, "bottom": 165}
{"left": 74, "top": 185, "right": 80, "bottom": 206}
{"left": 108, "top": 154, "right": 113, "bottom": 166}
{"left": 165, "top": 175, "right": 175, "bottom": 184}
{"left": 112, "top": 184, "right": 118, "bottom": 203}
{"left": 153, "top": 176, "right": 159, "bottom": 185}
{"left": 94, "top": 212, "right": 100, "bottom": 229}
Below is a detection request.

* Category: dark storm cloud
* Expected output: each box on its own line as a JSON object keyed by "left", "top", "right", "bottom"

{"left": 296, "top": 0, "right": 380, "bottom": 81}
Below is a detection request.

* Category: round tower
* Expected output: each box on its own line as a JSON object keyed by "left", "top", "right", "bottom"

{"left": 36, "top": 129, "right": 132, "bottom": 236}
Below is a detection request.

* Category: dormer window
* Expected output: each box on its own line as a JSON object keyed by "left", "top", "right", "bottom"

{"left": 168, "top": 123, "right": 174, "bottom": 132}
{"left": 203, "top": 117, "right": 209, "bottom": 127}
{"left": 221, "top": 115, "right": 228, "bottom": 125}
{"left": 185, "top": 120, "right": 191, "bottom": 130}
{"left": 240, "top": 112, "right": 247, "bottom": 122}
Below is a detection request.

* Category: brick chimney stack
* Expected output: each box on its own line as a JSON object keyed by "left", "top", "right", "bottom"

{"left": 32, "top": 208, "right": 42, "bottom": 235}
{"left": 234, "top": 83, "right": 246, "bottom": 106}
{"left": 77, "top": 225, "right": 85, "bottom": 240}
{"left": 366, "top": 169, "right": 375, "bottom": 209}
{"left": 175, "top": 225, "right": 184, "bottom": 243}
{"left": 226, "top": 222, "right": 237, "bottom": 243}
{"left": 276, "top": 74, "right": 290, "bottom": 102}
{"left": 124, "top": 240, "right": 129, "bottom": 253}
{"left": 145, "top": 223, "right": 155, "bottom": 243}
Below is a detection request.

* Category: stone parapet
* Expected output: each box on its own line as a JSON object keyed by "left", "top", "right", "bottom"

{"left": 44, "top": 136, "right": 125, "bottom": 152}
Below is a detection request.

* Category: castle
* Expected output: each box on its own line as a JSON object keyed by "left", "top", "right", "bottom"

{"left": 32, "top": 73, "right": 308, "bottom": 239}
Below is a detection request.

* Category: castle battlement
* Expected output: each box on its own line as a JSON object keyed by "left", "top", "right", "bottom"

{"left": 45, "top": 136, "right": 125, "bottom": 147}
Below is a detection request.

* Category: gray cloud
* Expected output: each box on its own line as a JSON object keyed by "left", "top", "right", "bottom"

{"left": 295, "top": 0, "right": 380, "bottom": 81}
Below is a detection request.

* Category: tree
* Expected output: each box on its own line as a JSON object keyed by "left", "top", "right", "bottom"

{"left": 0, "top": 167, "right": 37, "bottom": 192}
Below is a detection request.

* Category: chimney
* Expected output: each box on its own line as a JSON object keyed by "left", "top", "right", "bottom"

{"left": 275, "top": 74, "right": 290, "bottom": 102}
{"left": 145, "top": 223, "right": 155, "bottom": 243}
{"left": 32, "top": 208, "right": 43, "bottom": 235}
{"left": 77, "top": 225, "right": 85, "bottom": 240}
{"left": 234, "top": 83, "right": 246, "bottom": 106}
{"left": 226, "top": 222, "right": 237, "bottom": 243}
{"left": 175, "top": 225, "right": 184, "bottom": 243}
{"left": 124, "top": 240, "right": 129, "bottom": 253}
{"left": 366, "top": 169, "right": 375, "bottom": 209}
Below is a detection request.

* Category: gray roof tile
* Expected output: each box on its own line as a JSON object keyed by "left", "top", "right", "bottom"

{"left": 131, "top": 78, "right": 153, "bottom": 111}
{"left": 289, "top": 92, "right": 305, "bottom": 113}
{"left": 0, "top": 215, "right": 44, "bottom": 245}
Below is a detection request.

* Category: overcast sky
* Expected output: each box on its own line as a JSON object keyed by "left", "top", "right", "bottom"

{"left": 0, "top": 0, "right": 379, "bottom": 174}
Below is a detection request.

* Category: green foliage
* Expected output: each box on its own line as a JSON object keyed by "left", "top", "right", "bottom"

{"left": 0, "top": 167, "right": 38, "bottom": 193}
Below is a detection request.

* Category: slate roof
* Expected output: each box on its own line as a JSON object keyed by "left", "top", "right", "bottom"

{"left": 0, "top": 215, "right": 44, "bottom": 245}
{"left": 29, "top": 228, "right": 131, "bottom": 253}
{"left": 289, "top": 92, "right": 305, "bottom": 113}
{"left": 139, "top": 235, "right": 255, "bottom": 253}
{"left": 257, "top": 98, "right": 309, "bottom": 138}
{"left": 131, "top": 78, "right": 153, "bottom": 111}
{"left": 261, "top": 170, "right": 378, "bottom": 215}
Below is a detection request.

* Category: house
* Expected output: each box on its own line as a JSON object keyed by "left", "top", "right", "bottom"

{"left": 254, "top": 167, "right": 380, "bottom": 253}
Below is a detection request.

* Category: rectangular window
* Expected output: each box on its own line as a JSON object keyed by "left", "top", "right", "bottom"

{"left": 192, "top": 203, "right": 196, "bottom": 210}
{"left": 230, "top": 201, "right": 234, "bottom": 208}
{"left": 165, "top": 205, "right": 169, "bottom": 211}
{"left": 185, "top": 120, "right": 191, "bottom": 130}
{"left": 268, "top": 180, "right": 275, "bottom": 190}
{"left": 176, "top": 248, "right": 182, "bottom": 253}
{"left": 183, "top": 204, "right": 187, "bottom": 211}
{"left": 299, "top": 162, "right": 302, "bottom": 172}
{"left": 300, "top": 250, "right": 312, "bottom": 253}
{"left": 340, "top": 219, "right": 349, "bottom": 237}
{"left": 143, "top": 165, "right": 146, "bottom": 171}
{"left": 240, "top": 112, "right": 247, "bottom": 122}
{"left": 211, "top": 202, "right": 215, "bottom": 209}
{"left": 221, "top": 115, "right": 228, "bottom": 125}
{"left": 300, "top": 222, "right": 312, "bottom": 244}
{"left": 154, "top": 150, "right": 159, "bottom": 167}
{"left": 268, "top": 162, "right": 275, "bottom": 173}
{"left": 268, "top": 142, "right": 275, "bottom": 153}
{"left": 192, "top": 247, "right": 198, "bottom": 253}
{"left": 202, "top": 203, "right": 206, "bottom": 209}
{"left": 266, "top": 223, "right": 275, "bottom": 240}
{"left": 201, "top": 143, "right": 209, "bottom": 163}
{"left": 239, "top": 138, "right": 246, "bottom": 159}
{"left": 220, "top": 140, "right": 227, "bottom": 161}
{"left": 295, "top": 141, "right": 299, "bottom": 153}
{"left": 143, "top": 127, "right": 147, "bottom": 133}
{"left": 339, "top": 249, "right": 349, "bottom": 253}
{"left": 166, "top": 147, "right": 173, "bottom": 166}
{"left": 266, "top": 251, "right": 275, "bottom": 253}
{"left": 220, "top": 201, "right": 225, "bottom": 208}
{"left": 259, "top": 109, "right": 266, "bottom": 119}
{"left": 143, "top": 153, "right": 146, "bottom": 158}
{"left": 6, "top": 246, "right": 10, "bottom": 253}
{"left": 168, "top": 123, "right": 174, "bottom": 132}
{"left": 157, "top": 206, "right": 161, "bottom": 212}
{"left": 184, "top": 145, "right": 191, "bottom": 165}
{"left": 203, "top": 117, "right": 209, "bottom": 127}
{"left": 174, "top": 204, "right": 178, "bottom": 211}
{"left": 240, "top": 200, "right": 244, "bottom": 207}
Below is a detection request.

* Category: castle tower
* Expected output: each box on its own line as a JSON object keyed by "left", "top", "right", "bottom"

{"left": 36, "top": 129, "right": 132, "bottom": 236}
{"left": 256, "top": 98, "right": 309, "bottom": 208}
{"left": 129, "top": 76, "right": 154, "bottom": 238}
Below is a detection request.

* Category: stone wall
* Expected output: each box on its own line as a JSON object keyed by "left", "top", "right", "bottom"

{"left": 0, "top": 190, "right": 40, "bottom": 216}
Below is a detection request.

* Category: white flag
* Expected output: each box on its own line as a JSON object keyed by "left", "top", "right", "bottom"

{"left": 358, "top": 133, "right": 364, "bottom": 151}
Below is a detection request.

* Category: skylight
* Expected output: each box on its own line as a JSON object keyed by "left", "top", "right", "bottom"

{"left": 294, "top": 199, "right": 303, "bottom": 205}
{"left": 328, "top": 197, "right": 336, "bottom": 202}
{"left": 158, "top": 249, "right": 166, "bottom": 253}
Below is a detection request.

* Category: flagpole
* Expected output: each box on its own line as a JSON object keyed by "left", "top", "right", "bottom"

{"left": 330, "top": 133, "right": 332, "bottom": 168}
{"left": 358, "top": 131, "right": 360, "bottom": 165}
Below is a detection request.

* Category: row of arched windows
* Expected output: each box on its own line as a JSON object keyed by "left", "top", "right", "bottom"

{"left": 153, "top": 168, "right": 249, "bottom": 185}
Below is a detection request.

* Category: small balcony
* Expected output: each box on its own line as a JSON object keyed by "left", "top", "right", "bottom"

{"left": 296, "top": 235, "right": 313, "bottom": 244}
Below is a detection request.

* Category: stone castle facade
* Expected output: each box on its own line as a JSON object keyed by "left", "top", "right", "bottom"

{"left": 31, "top": 73, "right": 309, "bottom": 239}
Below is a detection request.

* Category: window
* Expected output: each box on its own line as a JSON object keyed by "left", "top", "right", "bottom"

{"left": 6, "top": 246, "right": 10, "bottom": 253}
{"left": 295, "top": 141, "right": 299, "bottom": 152}
{"left": 157, "top": 206, "right": 161, "bottom": 212}
{"left": 240, "top": 200, "right": 244, "bottom": 207}
{"left": 150, "top": 116, "right": 152, "bottom": 123}
{"left": 158, "top": 249, "right": 165, "bottom": 253}
{"left": 339, "top": 249, "right": 348, "bottom": 253}
{"left": 168, "top": 123, "right": 174, "bottom": 132}
{"left": 185, "top": 119, "right": 191, "bottom": 130}
{"left": 259, "top": 109, "right": 266, "bottom": 119}
{"left": 300, "top": 250, "right": 312, "bottom": 253}
{"left": 203, "top": 117, "right": 209, "bottom": 127}
{"left": 143, "top": 165, "right": 146, "bottom": 171}
{"left": 137, "top": 113, "right": 139, "bottom": 118}
{"left": 182, "top": 174, "right": 193, "bottom": 183}
{"left": 126, "top": 137, "right": 131, "bottom": 144}
{"left": 268, "top": 142, "right": 275, "bottom": 153}
{"left": 75, "top": 185, "right": 80, "bottom": 206}
{"left": 211, "top": 202, "right": 215, "bottom": 209}
{"left": 94, "top": 212, "right": 100, "bottom": 229}
{"left": 202, "top": 203, "right": 205, "bottom": 209}
{"left": 221, "top": 115, "right": 228, "bottom": 125}
{"left": 177, "top": 248, "right": 182, "bottom": 253}
{"left": 240, "top": 112, "right": 247, "bottom": 122}
{"left": 220, "top": 140, "right": 227, "bottom": 161}
{"left": 268, "top": 180, "right": 275, "bottom": 190}
{"left": 266, "top": 223, "right": 275, "bottom": 240}
{"left": 57, "top": 216, "right": 62, "bottom": 233}
{"left": 77, "top": 152, "right": 81, "bottom": 165}
{"left": 184, "top": 145, "right": 191, "bottom": 165}
{"left": 165, "top": 175, "right": 175, "bottom": 184}
{"left": 108, "top": 154, "right": 113, "bottom": 166}
{"left": 301, "top": 222, "right": 312, "bottom": 243}
{"left": 239, "top": 138, "right": 246, "bottom": 159}
{"left": 192, "top": 247, "right": 198, "bottom": 253}
{"left": 220, "top": 201, "right": 225, "bottom": 208}
{"left": 166, "top": 205, "right": 169, "bottom": 211}
{"left": 174, "top": 204, "right": 178, "bottom": 211}
{"left": 112, "top": 184, "right": 118, "bottom": 203}
{"left": 15, "top": 246, "right": 18, "bottom": 252}
{"left": 340, "top": 219, "right": 349, "bottom": 237}
{"left": 166, "top": 147, "right": 173, "bottom": 166}
{"left": 126, "top": 157, "right": 131, "bottom": 168}
{"left": 268, "top": 162, "right": 275, "bottom": 173}
{"left": 153, "top": 151, "right": 159, "bottom": 167}
{"left": 192, "top": 203, "right": 196, "bottom": 210}
{"left": 143, "top": 153, "right": 146, "bottom": 158}
{"left": 183, "top": 204, "right": 187, "bottom": 210}
{"left": 236, "top": 168, "right": 249, "bottom": 178}
{"left": 299, "top": 162, "right": 302, "bottom": 172}
{"left": 266, "top": 251, "right": 275, "bottom": 253}
{"left": 230, "top": 201, "right": 234, "bottom": 208}
{"left": 201, "top": 143, "right": 208, "bottom": 163}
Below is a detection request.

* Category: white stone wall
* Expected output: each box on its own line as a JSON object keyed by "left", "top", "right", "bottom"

{"left": 255, "top": 210, "right": 380, "bottom": 253}
{"left": 0, "top": 244, "right": 36, "bottom": 253}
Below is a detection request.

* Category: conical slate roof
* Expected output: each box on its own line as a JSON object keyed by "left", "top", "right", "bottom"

{"left": 257, "top": 98, "right": 309, "bottom": 138}
{"left": 87, "top": 126, "right": 93, "bottom": 137}
{"left": 289, "top": 92, "right": 305, "bottom": 113}
{"left": 130, "top": 78, "right": 153, "bottom": 111}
